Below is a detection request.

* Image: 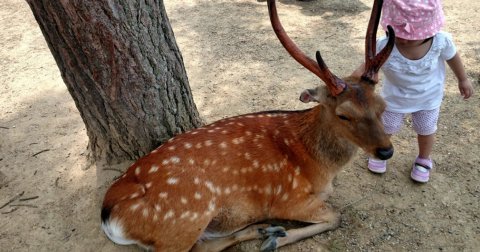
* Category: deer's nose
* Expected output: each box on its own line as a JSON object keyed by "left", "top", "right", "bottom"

{"left": 375, "top": 147, "right": 394, "bottom": 160}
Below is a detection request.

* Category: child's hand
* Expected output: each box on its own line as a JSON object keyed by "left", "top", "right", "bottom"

{"left": 458, "top": 79, "right": 474, "bottom": 99}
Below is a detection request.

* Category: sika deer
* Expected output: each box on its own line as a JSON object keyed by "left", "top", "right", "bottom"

{"left": 101, "top": 0, "right": 395, "bottom": 251}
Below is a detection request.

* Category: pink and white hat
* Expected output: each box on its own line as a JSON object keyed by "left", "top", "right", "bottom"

{"left": 381, "top": 0, "right": 445, "bottom": 40}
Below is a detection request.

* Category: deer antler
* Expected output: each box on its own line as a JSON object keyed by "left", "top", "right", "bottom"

{"left": 267, "top": 0, "right": 346, "bottom": 96}
{"left": 362, "top": 0, "right": 395, "bottom": 83}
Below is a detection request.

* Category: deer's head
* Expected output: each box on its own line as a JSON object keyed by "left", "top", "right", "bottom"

{"left": 268, "top": 0, "right": 394, "bottom": 160}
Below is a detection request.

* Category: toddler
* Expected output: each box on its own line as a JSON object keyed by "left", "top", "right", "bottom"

{"left": 358, "top": 0, "right": 474, "bottom": 182}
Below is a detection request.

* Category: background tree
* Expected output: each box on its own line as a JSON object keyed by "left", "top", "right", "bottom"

{"left": 26, "top": 0, "right": 202, "bottom": 164}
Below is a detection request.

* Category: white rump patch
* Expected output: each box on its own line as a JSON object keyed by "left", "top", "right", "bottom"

{"left": 101, "top": 218, "right": 135, "bottom": 245}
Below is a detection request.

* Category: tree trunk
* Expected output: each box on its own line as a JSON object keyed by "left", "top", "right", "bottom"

{"left": 26, "top": 0, "right": 202, "bottom": 164}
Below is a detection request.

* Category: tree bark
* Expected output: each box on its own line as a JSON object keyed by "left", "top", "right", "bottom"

{"left": 26, "top": 0, "right": 202, "bottom": 164}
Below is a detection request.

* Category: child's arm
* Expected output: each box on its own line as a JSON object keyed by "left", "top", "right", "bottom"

{"left": 447, "top": 53, "right": 474, "bottom": 99}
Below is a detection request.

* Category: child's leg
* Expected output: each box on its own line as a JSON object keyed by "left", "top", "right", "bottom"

{"left": 367, "top": 111, "right": 404, "bottom": 173}
{"left": 411, "top": 108, "right": 440, "bottom": 182}
{"left": 417, "top": 134, "right": 435, "bottom": 159}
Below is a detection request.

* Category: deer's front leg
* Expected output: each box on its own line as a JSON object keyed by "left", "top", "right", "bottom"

{"left": 262, "top": 198, "right": 341, "bottom": 251}
{"left": 191, "top": 224, "right": 286, "bottom": 252}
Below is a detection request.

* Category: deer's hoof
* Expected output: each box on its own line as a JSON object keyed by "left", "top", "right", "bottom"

{"left": 258, "top": 226, "right": 286, "bottom": 237}
{"left": 258, "top": 226, "right": 286, "bottom": 251}
{"left": 260, "top": 235, "right": 277, "bottom": 252}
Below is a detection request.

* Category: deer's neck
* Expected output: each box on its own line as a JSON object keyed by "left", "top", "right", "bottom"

{"left": 297, "top": 106, "right": 358, "bottom": 168}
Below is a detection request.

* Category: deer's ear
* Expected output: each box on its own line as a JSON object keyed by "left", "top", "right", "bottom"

{"left": 299, "top": 87, "right": 328, "bottom": 103}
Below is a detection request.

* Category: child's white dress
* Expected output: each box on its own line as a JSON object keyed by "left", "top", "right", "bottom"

{"left": 377, "top": 31, "right": 457, "bottom": 113}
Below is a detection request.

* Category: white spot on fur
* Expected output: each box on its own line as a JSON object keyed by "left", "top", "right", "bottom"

{"left": 224, "top": 187, "right": 231, "bottom": 194}
{"left": 142, "top": 208, "right": 149, "bottom": 217}
{"left": 292, "top": 178, "right": 298, "bottom": 189}
{"left": 295, "top": 167, "right": 301, "bottom": 176}
{"left": 204, "top": 159, "right": 211, "bottom": 166}
{"left": 180, "top": 211, "right": 190, "bottom": 219}
{"left": 281, "top": 193, "right": 289, "bottom": 201}
{"left": 190, "top": 212, "right": 199, "bottom": 221}
{"left": 194, "top": 192, "right": 202, "bottom": 200}
{"left": 205, "top": 181, "right": 215, "bottom": 193}
{"left": 134, "top": 167, "right": 141, "bottom": 176}
{"left": 219, "top": 142, "right": 227, "bottom": 149}
{"left": 149, "top": 165, "right": 159, "bottom": 173}
{"left": 275, "top": 185, "right": 282, "bottom": 195}
{"left": 167, "top": 177, "right": 179, "bottom": 185}
{"left": 208, "top": 201, "right": 216, "bottom": 212}
{"left": 232, "top": 137, "right": 244, "bottom": 144}
{"left": 154, "top": 204, "right": 161, "bottom": 212}
{"left": 205, "top": 140, "right": 213, "bottom": 146}
{"left": 164, "top": 210, "right": 174, "bottom": 220}
{"left": 196, "top": 143, "right": 203, "bottom": 149}
{"left": 184, "top": 143, "right": 192, "bottom": 149}
{"left": 170, "top": 156, "right": 180, "bottom": 164}
{"left": 159, "top": 192, "right": 168, "bottom": 198}
{"left": 130, "top": 203, "right": 140, "bottom": 211}
{"left": 145, "top": 182, "right": 153, "bottom": 189}
{"left": 168, "top": 146, "right": 176, "bottom": 151}
{"left": 181, "top": 197, "right": 188, "bottom": 204}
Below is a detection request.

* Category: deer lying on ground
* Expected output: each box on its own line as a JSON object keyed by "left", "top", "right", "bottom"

{"left": 101, "top": 0, "right": 395, "bottom": 251}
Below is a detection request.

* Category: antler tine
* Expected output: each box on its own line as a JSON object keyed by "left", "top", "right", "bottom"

{"left": 362, "top": 0, "right": 395, "bottom": 83}
{"left": 267, "top": 0, "right": 345, "bottom": 96}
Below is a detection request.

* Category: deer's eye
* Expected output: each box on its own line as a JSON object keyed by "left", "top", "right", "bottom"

{"left": 337, "top": 115, "right": 351, "bottom": 121}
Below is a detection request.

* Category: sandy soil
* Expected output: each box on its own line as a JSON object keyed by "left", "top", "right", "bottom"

{"left": 1, "top": 0, "right": 479, "bottom": 251}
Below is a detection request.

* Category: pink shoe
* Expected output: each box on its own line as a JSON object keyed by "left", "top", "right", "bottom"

{"left": 368, "top": 158, "right": 387, "bottom": 174}
{"left": 411, "top": 157, "right": 432, "bottom": 183}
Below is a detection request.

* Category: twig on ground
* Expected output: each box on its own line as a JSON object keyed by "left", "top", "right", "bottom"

{"left": 1, "top": 207, "right": 18, "bottom": 214}
{"left": 0, "top": 126, "right": 8, "bottom": 129}
{"left": 9, "top": 204, "right": 38, "bottom": 208}
{"left": 0, "top": 191, "right": 25, "bottom": 210}
{"left": 32, "top": 149, "right": 50, "bottom": 157}
{"left": 103, "top": 168, "right": 124, "bottom": 173}
{"left": 19, "top": 196, "right": 39, "bottom": 201}
{"left": 340, "top": 194, "right": 372, "bottom": 211}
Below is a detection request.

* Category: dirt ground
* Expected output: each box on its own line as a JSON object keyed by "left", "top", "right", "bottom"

{"left": 1, "top": 0, "right": 479, "bottom": 251}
